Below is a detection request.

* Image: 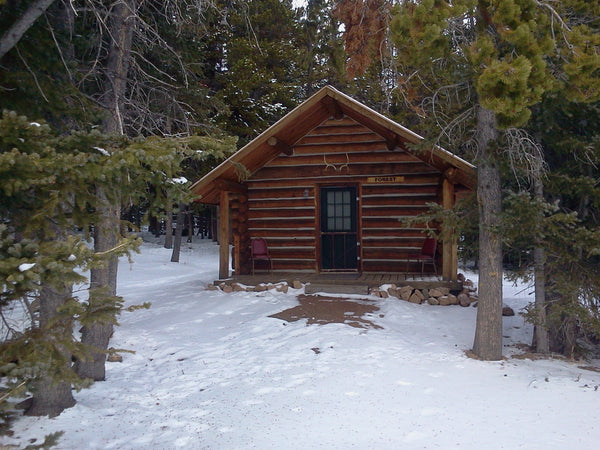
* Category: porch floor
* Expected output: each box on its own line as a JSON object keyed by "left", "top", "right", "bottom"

{"left": 217, "top": 272, "right": 463, "bottom": 293}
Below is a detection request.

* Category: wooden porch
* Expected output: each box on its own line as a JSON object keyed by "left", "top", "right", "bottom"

{"left": 216, "top": 271, "right": 463, "bottom": 295}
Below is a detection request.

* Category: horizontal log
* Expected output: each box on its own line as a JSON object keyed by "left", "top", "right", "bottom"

{"left": 271, "top": 259, "right": 317, "bottom": 271}
{"left": 363, "top": 248, "right": 415, "bottom": 260}
{"left": 248, "top": 197, "right": 315, "bottom": 209}
{"left": 361, "top": 194, "right": 437, "bottom": 207}
{"left": 361, "top": 217, "right": 428, "bottom": 228}
{"left": 305, "top": 122, "right": 371, "bottom": 136}
{"left": 297, "top": 132, "right": 383, "bottom": 146}
{"left": 247, "top": 218, "right": 315, "bottom": 230}
{"left": 264, "top": 151, "right": 422, "bottom": 167}
{"left": 247, "top": 186, "right": 313, "bottom": 199}
{"left": 362, "top": 227, "right": 434, "bottom": 237}
{"left": 261, "top": 239, "right": 316, "bottom": 248}
{"left": 252, "top": 162, "right": 439, "bottom": 181}
{"left": 248, "top": 208, "right": 316, "bottom": 220}
{"left": 362, "top": 237, "right": 426, "bottom": 247}
{"left": 269, "top": 248, "right": 316, "bottom": 259}
{"left": 292, "top": 141, "right": 388, "bottom": 155}
{"left": 248, "top": 170, "right": 440, "bottom": 188}
{"left": 361, "top": 181, "right": 440, "bottom": 195}
{"left": 321, "top": 117, "right": 361, "bottom": 126}
{"left": 249, "top": 229, "right": 315, "bottom": 238}
{"left": 361, "top": 206, "right": 431, "bottom": 217}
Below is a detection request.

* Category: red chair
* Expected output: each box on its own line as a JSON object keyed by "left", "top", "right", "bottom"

{"left": 251, "top": 238, "right": 272, "bottom": 275}
{"left": 406, "top": 238, "right": 437, "bottom": 277}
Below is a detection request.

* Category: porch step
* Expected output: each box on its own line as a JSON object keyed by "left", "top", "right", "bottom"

{"left": 304, "top": 283, "right": 370, "bottom": 295}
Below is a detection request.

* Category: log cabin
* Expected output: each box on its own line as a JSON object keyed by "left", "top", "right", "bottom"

{"left": 190, "top": 86, "right": 476, "bottom": 281}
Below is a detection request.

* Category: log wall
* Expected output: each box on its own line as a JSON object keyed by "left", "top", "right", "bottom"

{"left": 244, "top": 117, "right": 444, "bottom": 273}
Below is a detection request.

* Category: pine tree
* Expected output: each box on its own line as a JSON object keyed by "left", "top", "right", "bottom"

{"left": 336, "top": 0, "right": 600, "bottom": 360}
{"left": 212, "top": 0, "right": 302, "bottom": 144}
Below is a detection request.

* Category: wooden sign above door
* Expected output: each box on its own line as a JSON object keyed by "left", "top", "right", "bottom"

{"left": 366, "top": 176, "right": 405, "bottom": 183}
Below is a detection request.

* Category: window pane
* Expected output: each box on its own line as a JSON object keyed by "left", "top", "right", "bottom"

{"left": 342, "top": 204, "right": 350, "bottom": 217}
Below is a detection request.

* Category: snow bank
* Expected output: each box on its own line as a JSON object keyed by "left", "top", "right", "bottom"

{"left": 3, "top": 240, "right": 599, "bottom": 449}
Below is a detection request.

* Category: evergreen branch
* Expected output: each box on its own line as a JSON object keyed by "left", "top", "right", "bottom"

{"left": 93, "top": 241, "right": 130, "bottom": 257}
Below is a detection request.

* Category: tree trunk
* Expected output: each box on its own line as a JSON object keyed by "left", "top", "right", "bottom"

{"left": 0, "top": 0, "right": 57, "bottom": 60}
{"left": 532, "top": 178, "right": 549, "bottom": 353}
{"left": 186, "top": 210, "right": 194, "bottom": 243}
{"left": 26, "top": 281, "right": 76, "bottom": 417}
{"left": 472, "top": 106, "right": 503, "bottom": 361}
{"left": 101, "top": 0, "right": 137, "bottom": 134}
{"left": 76, "top": 188, "right": 120, "bottom": 381}
{"left": 75, "top": 0, "right": 136, "bottom": 381}
{"left": 164, "top": 200, "right": 173, "bottom": 249}
{"left": 171, "top": 203, "right": 186, "bottom": 262}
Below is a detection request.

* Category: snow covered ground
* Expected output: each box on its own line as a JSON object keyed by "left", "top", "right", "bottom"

{"left": 3, "top": 239, "right": 600, "bottom": 449}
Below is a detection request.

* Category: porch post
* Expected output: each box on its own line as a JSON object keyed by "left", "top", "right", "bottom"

{"left": 219, "top": 190, "right": 230, "bottom": 279}
{"left": 442, "top": 177, "right": 457, "bottom": 281}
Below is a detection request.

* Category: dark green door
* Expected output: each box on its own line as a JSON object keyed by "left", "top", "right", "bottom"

{"left": 320, "top": 186, "right": 358, "bottom": 270}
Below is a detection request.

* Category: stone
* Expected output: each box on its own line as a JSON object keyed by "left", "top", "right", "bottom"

{"left": 387, "top": 287, "right": 400, "bottom": 298}
{"left": 429, "top": 288, "right": 444, "bottom": 298}
{"left": 427, "top": 297, "right": 440, "bottom": 305}
{"left": 255, "top": 283, "right": 267, "bottom": 292}
{"left": 448, "top": 294, "right": 458, "bottom": 305}
{"left": 107, "top": 353, "right": 123, "bottom": 363}
{"left": 439, "top": 296, "right": 451, "bottom": 306}
{"left": 379, "top": 290, "right": 389, "bottom": 298}
{"left": 458, "top": 293, "right": 471, "bottom": 307}
{"left": 438, "top": 287, "right": 450, "bottom": 296}
{"left": 399, "top": 285, "right": 414, "bottom": 301}
{"left": 502, "top": 305, "right": 515, "bottom": 316}
{"left": 276, "top": 284, "right": 289, "bottom": 293}
{"left": 221, "top": 285, "right": 233, "bottom": 293}
{"left": 408, "top": 293, "right": 423, "bottom": 304}
{"left": 292, "top": 280, "right": 303, "bottom": 289}
{"left": 205, "top": 284, "right": 218, "bottom": 291}
{"left": 267, "top": 283, "right": 276, "bottom": 290}
{"left": 232, "top": 283, "right": 245, "bottom": 292}
{"left": 457, "top": 273, "right": 466, "bottom": 282}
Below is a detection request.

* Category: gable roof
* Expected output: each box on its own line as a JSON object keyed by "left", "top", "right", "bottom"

{"left": 191, "top": 85, "right": 476, "bottom": 204}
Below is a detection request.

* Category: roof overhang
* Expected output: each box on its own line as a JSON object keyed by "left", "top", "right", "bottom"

{"left": 190, "top": 86, "right": 476, "bottom": 204}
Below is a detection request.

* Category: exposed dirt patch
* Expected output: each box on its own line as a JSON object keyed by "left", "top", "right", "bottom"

{"left": 269, "top": 294, "right": 383, "bottom": 330}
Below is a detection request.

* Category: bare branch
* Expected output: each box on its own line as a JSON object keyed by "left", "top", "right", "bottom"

{"left": 503, "top": 127, "right": 547, "bottom": 187}
{"left": 15, "top": 46, "right": 49, "bottom": 102}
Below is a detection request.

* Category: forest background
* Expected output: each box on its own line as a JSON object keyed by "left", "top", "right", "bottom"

{"left": 0, "top": 0, "right": 599, "bottom": 424}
